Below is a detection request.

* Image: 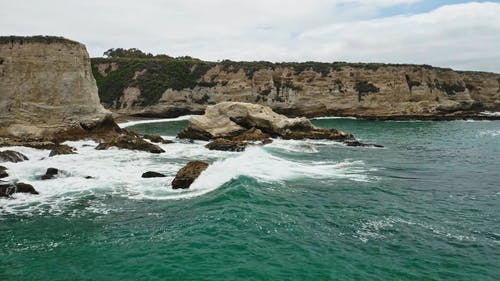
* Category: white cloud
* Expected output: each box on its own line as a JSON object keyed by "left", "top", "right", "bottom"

{"left": 0, "top": 0, "right": 499, "bottom": 72}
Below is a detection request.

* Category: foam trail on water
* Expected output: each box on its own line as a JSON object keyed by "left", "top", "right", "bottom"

{"left": 190, "top": 146, "right": 373, "bottom": 192}
{"left": 119, "top": 115, "right": 197, "bottom": 128}
{"left": 312, "top": 116, "right": 357, "bottom": 120}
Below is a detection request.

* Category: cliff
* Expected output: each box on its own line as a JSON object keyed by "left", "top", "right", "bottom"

{"left": 0, "top": 36, "right": 114, "bottom": 140}
{"left": 92, "top": 58, "right": 500, "bottom": 119}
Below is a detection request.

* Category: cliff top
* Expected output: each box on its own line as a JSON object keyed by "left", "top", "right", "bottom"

{"left": 0, "top": 36, "right": 81, "bottom": 46}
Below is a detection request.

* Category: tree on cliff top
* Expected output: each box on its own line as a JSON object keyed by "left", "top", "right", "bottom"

{"left": 104, "top": 48, "right": 156, "bottom": 59}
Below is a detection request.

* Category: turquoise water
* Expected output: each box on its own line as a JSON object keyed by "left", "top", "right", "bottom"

{"left": 1, "top": 119, "right": 499, "bottom": 280}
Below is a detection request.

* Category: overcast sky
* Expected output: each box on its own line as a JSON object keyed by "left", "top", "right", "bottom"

{"left": 1, "top": 0, "right": 499, "bottom": 72}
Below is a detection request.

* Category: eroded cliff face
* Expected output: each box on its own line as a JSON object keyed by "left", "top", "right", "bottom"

{"left": 0, "top": 36, "right": 111, "bottom": 139}
{"left": 93, "top": 59, "right": 500, "bottom": 119}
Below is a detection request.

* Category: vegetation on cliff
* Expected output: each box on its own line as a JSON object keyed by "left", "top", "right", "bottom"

{"left": 0, "top": 36, "right": 80, "bottom": 45}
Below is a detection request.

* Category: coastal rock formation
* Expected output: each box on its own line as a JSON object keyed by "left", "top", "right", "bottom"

{"left": 205, "top": 138, "right": 247, "bottom": 152}
{"left": 92, "top": 58, "right": 500, "bottom": 119}
{"left": 142, "top": 171, "right": 166, "bottom": 178}
{"left": 0, "top": 36, "right": 119, "bottom": 141}
{"left": 49, "top": 145, "right": 77, "bottom": 157}
{"left": 0, "top": 150, "right": 29, "bottom": 163}
{"left": 0, "top": 166, "right": 8, "bottom": 178}
{"left": 41, "top": 168, "right": 59, "bottom": 180}
{"left": 95, "top": 133, "right": 165, "bottom": 153}
{"left": 142, "top": 134, "right": 174, "bottom": 144}
{"left": 178, "top": 102, "right": 354, "bottom": 144}
{"left": 0, "top": 182, "right": 38, "bottom": 198}
{"left": 171, "top": 161, "right": 209, "bottom": 189}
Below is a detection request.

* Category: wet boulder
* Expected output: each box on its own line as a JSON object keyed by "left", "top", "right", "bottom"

{"left": 96, "top": 134, "right": 165, "bottom": 154}
{"left": 0, "top": 150, "right": 29, "bottom": 163}
{"left": 142, "top": 171, "right": 166, "bottom": 178}
{"left": 41, "top": 168, "right": 59, "bottom": 180}
{"left": 205, "top": 138, "right": 247, "bottom": 152}
{"left": 0, "top": 165, "right": 8, "bottom": 178}
{"left": 49, "top": 144, "right": 77, "bottom": 157}
{"left": 172, "top": 161, "right": 209, "bottom": 189}
{"left": 0, "top": 182, "right": 38, "bottom": 198}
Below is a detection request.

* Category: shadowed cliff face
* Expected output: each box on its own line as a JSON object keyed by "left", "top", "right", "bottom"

{"left": 92, "top": 59, "right": 500, "bottom": 119}
{"left": 0, "top": 36, "right": 111, "bottom": 139}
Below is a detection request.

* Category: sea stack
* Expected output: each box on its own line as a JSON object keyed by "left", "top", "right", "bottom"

{"left": 0, "top": 36, "right": 117, "bottom": 141}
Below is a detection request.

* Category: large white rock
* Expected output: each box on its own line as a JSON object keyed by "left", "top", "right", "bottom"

{"left": 188, "top": 102, "right": 314, "bottom": 137}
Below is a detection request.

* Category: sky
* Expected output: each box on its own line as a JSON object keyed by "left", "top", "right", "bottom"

{"left": 1, "top": 0, "right": 499, "bottom": 72}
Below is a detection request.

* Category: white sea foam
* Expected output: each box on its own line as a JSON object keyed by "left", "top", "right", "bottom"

{"left": 1, "top": 124, "right": 375, "bottom": 216}
{"left": 479, "top": 130, "right": 500, "bottom": 137}
{"left": 119, "top": 115, "right": 197, "bottom": 128}
{"left": 481, "top": 111, "right": 500, "bottom": 117}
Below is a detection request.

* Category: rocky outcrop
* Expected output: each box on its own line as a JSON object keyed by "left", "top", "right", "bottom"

{"left": 41, "top": 168, "right": 59, "bottom": 180}
{"left": 49, "top": 145, "right": 77, "bottom": 157}
{"left": 142, "top": 171, "right": 166, "bottom": 178}
{"left": 178, "top": 102, "right": 354, "bottom": 144}
{"left": 0, "top": 166, "right": 8, "bottom": 178}
{"left": 0, "top": 150, "right": 29, "bottom": 163}
{"left": 0, "top": 182, "right": 38, "bottom": 198}
{"left": 171, "top": 161, "right": 209, "bottom": 189}
{"left": 95, "top": 133, "right": 165, "bottom": 153}
{"left": 0, "top": 36, "right": 120, "bottom": 141}
{"left": 142, "top": 134, "right": 174, "bottom": 144}
{"left": 92, "top": 58, "right": 500, "bottom": 119}
{"left": 205, "top": 138, "right": 248, "bottom": 152}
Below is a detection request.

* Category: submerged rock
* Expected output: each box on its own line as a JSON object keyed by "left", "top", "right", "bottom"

{"left": 0, "top": 182, "right": 38, "bottom": 198}
{"left": 0, "top": 166, "right": 8, "bottom": 178}
{"left": 143, "top": 134, "right": 174, "bottom": 144}
{"left": 172, "top": 161, "right": 209, "bottom": 189}
{"left": 96, "top": 134, "right": 165, "bottom": 154}
{"left": 344, "top": 140, "right": 384, "bottom": 148}
{"left": 41, "top": 168, "right": 59, "bottom": 180}
{"left": 49, "top": 145, "right": 77, "bottom": 157}
{"left": 142, "top": 171, "right": 166, "bottom": 178}
{"left": 0, "top": 150, "right": 29, "bottom": 163}
{"left": 205, "top": 139, "right": 247, "bottom": 152}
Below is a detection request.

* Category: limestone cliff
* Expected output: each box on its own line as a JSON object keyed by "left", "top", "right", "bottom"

{"left": 0, "top": 36, "right": 113, "bottom": 139}
{"left": 92, "top": 58, "right": 500, "bottom": 119}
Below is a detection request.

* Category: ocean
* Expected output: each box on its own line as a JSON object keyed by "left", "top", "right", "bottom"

{"left": 1, "top": 118, "right": 499, "bottom": 280}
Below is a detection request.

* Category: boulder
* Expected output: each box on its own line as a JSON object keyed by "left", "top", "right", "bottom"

{"left": 96, "top": 134, "right": 165, "bottom": 154}
{"left": 0, "top": 182, "right": 38, "bottom": 198}
{"left": 172, "top": 161, "right": 209, "bottom": 189}
{"left": 143, "top": 134, "right": 174, "bottom": 144}
{"left": 231, "top": 128, "right": 273, "bottom": 144}
{"left": 49, "top": 145, "right": 77, "bottom": 157}
{"left": 41, "top": 168, "right": 59, "bottom": 180}
{"left": 15, "top": 183, "right": 39, "bottom": 194}
{"left": 0, "top": 150, "right": 29, "bottom": 163}
{"left": 206, "top": 139, "right": 247, "bottom": 152}
{"left": 177, "top": 102, "right": 354, "bottom": 142}
{"left": 0, "top": 166, "right": 8, "bottom": 178}
{"left": 142, "top": 171, "right": 166, "bottom": 178}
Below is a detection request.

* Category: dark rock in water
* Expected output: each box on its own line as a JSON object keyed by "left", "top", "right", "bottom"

{"left": 41, "top": 168, "right": 59, "bottom": 180}
{"left": 282, "top": 128, "right": 354, "bottom": 141}
{"left": 143, "top": 134, "right": 174, "bottom": 144}
{"left": 142, "top": 171, "right": 166, "bottom": 178}
{"left": 15, "top": 183, "right": 39, "bottom": 194}
{"left": 84, "top": 176, "right": 94, "bottom": 179}
{"left": 231, "top": 128, "right": 273, "bottom": 144}
{"left": 49, "top": 144, "right": 77, "bottom": 157}
{"left": 95, "top": 134, "right": 165, "bottom": 154}
{"left": 0, "top": 150, "right": 29, "bottom": 163}
{"left": 0, "top": 183, "right": 15, "bottom": 197}
{"left": 344, "top": 140, "right": 384, "bottom": 148}
{"left": 0, "top": 165, "right": 8, "bottom": 178}
{"left": 0, "top": 182, "right": 38, "bottom": 197}
{"left": 206, "top": 138, "right": 247, "bottom": 152}
{"left": 172, "top": 161, "right": 209, "bottom": 189}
